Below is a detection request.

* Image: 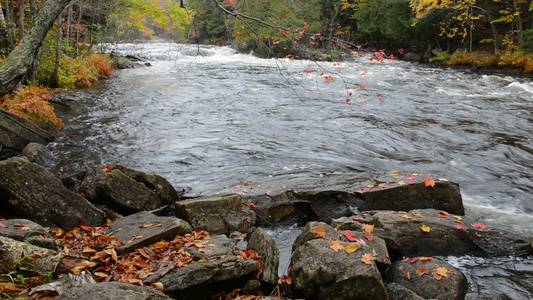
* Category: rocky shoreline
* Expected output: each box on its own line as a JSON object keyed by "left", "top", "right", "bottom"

{"left": 0, "top": 109, "right": 532, "bottom": 299}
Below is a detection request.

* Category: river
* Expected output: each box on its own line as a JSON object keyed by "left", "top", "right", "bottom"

{"left": 51, "top": 43, "right": 532, "bottom": 299}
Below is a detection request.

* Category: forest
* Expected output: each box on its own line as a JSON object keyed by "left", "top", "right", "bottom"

{"left": 0, "top": 0, "right": 532, "bottom": 127}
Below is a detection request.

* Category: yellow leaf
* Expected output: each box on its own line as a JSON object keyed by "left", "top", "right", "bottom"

{"left": 398, "top": 181, "right": 406, "bottom": 186}
{"left": 345, "top": 245, "right": 358, "bottom": 253}
{"left": 454, "top": 216, "right": 462, "bottom": 220}
{"left": 420, "top": 225, "right": 431, "bottom": 233}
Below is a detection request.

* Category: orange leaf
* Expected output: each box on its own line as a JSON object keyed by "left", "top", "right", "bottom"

{"left": 0, "top": 223, "right": 7, "bottom": 228}
{"left": 139, "top": 224, "right": 154, "bottom": 228}
{"left": 361, "top": 254, "right": 376, "bottom": 265}
{"left": 154, "top": 241, "right": 167, "bottom": 249}
{"left": 440, "top": 211, "right": 450, "bottom": 216}
{"left": 423, "top": 178, "right": 435, "bottom": 188}
{"left": 420, "top": 257, "right": 432, "bottom": 261}
{"left": 312, "top": 226, "right": 327, "bottom": 238}
{"left": 329, "top": 241, "right": 345, "bottom": 253}
{"left": 362, "top": 224, "right": 375, "bottom": 233}
{"left": 406, "top": 271, "right": 411, "bottom": 280}
{"left": 363, "top": 231, "right": 375, "bottom": 241}
{"left": 416, "top": 267, "right": 430, "bottom": 277}
{"left": 473, "top": 223, "right": 487, "bottom": 230}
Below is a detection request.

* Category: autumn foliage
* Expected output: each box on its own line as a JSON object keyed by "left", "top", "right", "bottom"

{"left": 0, "top": 85, "right": 63, "bottom": 128}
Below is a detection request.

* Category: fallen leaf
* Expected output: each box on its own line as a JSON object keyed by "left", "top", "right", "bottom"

{"left": 435, "top": 267, "right": 450, "bottom": 277}
{"left": 401, "top": 215, "right": 413, "bottom": 220}
{"left": 13, "top": 223, "right": 25, "bottom": 227}
{"left": 420, "top": 257, "right": 432, "bottom": 261}
{"left": 378, "top": 183, "right": 387, "bottom": 188}
{"left": 440, "top": 211, "right": 450, "bottom": 216}
{"left": 406, "top": 271, "right": 411, "bottom": 280}
{"left": 363, "top": 231, "right": 375, "bottom": 241}
{"left": 155, "top": 241, "right": 167, "bottom": 249}
{"left": 151, "top": 282, "right": 164, "bottom": 291}
{"left": 140, "top": 224, "right": 154, "bottom": 228}
{"left": 361, "top": 254, "right": 376, "bottom": 265}
{"left": 329, "top": 241, "right": 345, "bottom": 253}
{"left": 0, "top": 223, "right": 7, "bottom": 228}
{"left": 455, "top": 225, "right": 464, "bottom": 230}
{"left": 410, "top": 258, "right": 419, "bottom": 263}
{"left": 420, "top": 225, "right": 431, "bottom": 233}
{"left": 454, "top": 216, "right": 462, "bottom": 220}
{"left": 362, "top": 224, "right": 375, "bottom": 233}
{"left": 423, "top": 178, "right": 436, "bottom": 188}
{"left": 343, "top": 231, "right": 357, "bottom": 242}
{"left": 345, "top": 245, "right": 358, "bottom": 253}
{"left": 416, "top": 267, "right": 430, "bottom": 277}
{"left": 405, "top": 175, "right": 416, "bottom": 180}
{"left": 29, "top": 253, "right": 43, "bottom": 259}
{"left": 473, "top": 223, "right": 487, "bottom": 230}
{"left": 312, "top": 226, "right": 327, "bottom": 238}
{"left": 398, "top": 181, "right": 406, "bottom": 186}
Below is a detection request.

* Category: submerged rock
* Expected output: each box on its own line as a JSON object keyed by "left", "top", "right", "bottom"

{"left": 21, "top": 142, "right": 54, "bottom": 168}
{"left": 0, "top": 157, "right": 106, "bottom": 229}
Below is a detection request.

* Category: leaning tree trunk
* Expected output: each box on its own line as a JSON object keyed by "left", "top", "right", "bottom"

{"left": 0, "top": 0, "right": 73, "bottom": 97}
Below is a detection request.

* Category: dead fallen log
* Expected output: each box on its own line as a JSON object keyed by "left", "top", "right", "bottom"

{"left": 0, "top": 236, "right": 93, "bottom": 276}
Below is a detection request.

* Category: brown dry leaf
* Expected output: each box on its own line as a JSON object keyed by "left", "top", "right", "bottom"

{"left": 29, "top": 253, "right": 43, "bottom": 259}
{"left": 416, "top": 267, "right": 430, "bottom": 277}
{"left": 361, "top": 253, "right": 376, "bottom": 265}
{"left": 406, "top": 271, "right": 411, "bottom": 280}
{"left": 154, "top": 241, "right": 167, "bottom": 249}
{"left": 13, "top": 223, "right": 25, "bottom": 227}
{"left": 312, "top": 226, "right": 327, "bottom": 238}
{"left": 362, "top": 224, "right": 375, "bottom": 233}
{"left": 139, "top": 224, "right": 154, "bottom": 228}
{"left": 151, "top": 282, "right": 164, "bottom": 291}
{"left": 0, "top": 223, "right": 7, "bottom": 228}
{"left": 329, "top": 241, "right": 345, "bottom": 253}
{"left": 363, "top": 231, "right": 375, "bottom": 242}
{"left": 401, "top": 215, "right": 413, "bottom": 220}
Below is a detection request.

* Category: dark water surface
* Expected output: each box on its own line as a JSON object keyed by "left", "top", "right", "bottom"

{"left": 51, "top": 43, "right": 532, "bottom": 299}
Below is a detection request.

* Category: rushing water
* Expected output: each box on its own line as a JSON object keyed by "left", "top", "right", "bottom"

{"left": 51, "top": 43, "right": 532, "bottom": 299}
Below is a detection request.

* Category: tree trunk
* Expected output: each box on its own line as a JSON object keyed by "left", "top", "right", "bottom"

{"left": 0, "top": 0, "right": 73, "bottom": 96}
{"left": 75, "top": 3, "right": 83, "bottom": 55}
{"left": 5, "top": 0, "right": 15, "bottom": 51}
{"left": 50, "top": 14, "right": 62, "bottom": 88}
{"left": 66, "top": 3, "right": 72, "bottom": 49}
{"left": 0, "top": 5, "right": 9, "bottom": 55}
{"left": 30, "top": 0, "right": 37, "bottom": 23}
{"left": 19, "top": 0, "right": 26, "bottom": 41}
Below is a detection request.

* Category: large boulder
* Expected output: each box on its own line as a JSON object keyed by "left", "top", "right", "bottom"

{"left": 106, "top": 211, "right": 192, "bottom": 254}
{"left": 245, "top": 172, "right": 464, "bottom": 225}
{"left": 332, "top": 209, "right": 532, "bottom": 257}
{"left": 289, "top": 222, "right": 389, "bottom": 300}
{"left": 55, "top": 282, "right": 171, "bottom": 300}
{"left": 0, "top": 109, "right": 55, "bottom": 160}
{"left": 385, "top": 257, "right": 468, "bottom": 300}
{"left": 175, "top": 194, "right": 256, "bottom": 234}
{"left": 0, "top": 157, "right": 106, "bottom": 229}
{"left": 80, "top": 166, "right": 178, "bottom": 214}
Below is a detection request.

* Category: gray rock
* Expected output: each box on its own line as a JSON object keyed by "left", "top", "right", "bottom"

{"left": 80, "top": 166, "right": 174, "bottom": 214}
{"left": 0, "top": 157, "right": 106, "bottom": 229}
{"left": 21, "top": 142, "right": 54, "bottom": 168}
{"left": 402, "top": 53, "right": 421, "bottom": 62}
{"left": 55, "top": 282, "right": 171, "bottom": 300}
{"left": 246, "top": 227, "right": 279, "bottom": 285}
{"left": 332, "top": 209, "right": 532, "bottom": 257}
{"left": 290, "top": 238, "right": 388, "bottom": 300}
{"left": 0, "top": 219, "right": 56, "bottom": 249}
{"left": 0, "top": 109, "right": 54, "bottom": 159}
{"left": 245, "top": 172, "right": 463, "bottom": 226}
{"left": 160, "top": 255, "right": 260, "bottom": 293}
{"left": 106, "top": 211, "right": 192, "bottom": 254}
{"left": 386, "top": 283, "right": 424, "bottom": 300}
{"left": 385, "top": 257, "right": 467, "bottom": 300}
{"left": 292, "top": 221, "right": 340, "bottom": 252}
{"left": 175, "top": 194, "right": 255, "bottom": 234}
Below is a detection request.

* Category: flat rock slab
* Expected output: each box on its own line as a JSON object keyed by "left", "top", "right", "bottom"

{"left": 242, "top": 172, "right": 463, "bottom": 225}
{"left": 106, "top": 211, "right": 192, "bottom": 254}
{"left": 175, "top": 194, "right": 255, "bottom": 234}
{"left": 332, "top": 209, "right": 532, "bottom": 257}
{"left": 0, "top": 157, "right": 106, "bottom": 229}
{"left": 0, "top": 219, "right": 55, "bottom": 249}
{"left": 55, "top": 282, "right": 171, "bottom": 300}
{"left": 385, "top": 257, "right": 467, "bottom": 300}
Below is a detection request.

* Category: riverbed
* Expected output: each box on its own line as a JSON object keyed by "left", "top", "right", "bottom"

{"left": 51, "top": 42, "right": 532, "bottom": 299}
